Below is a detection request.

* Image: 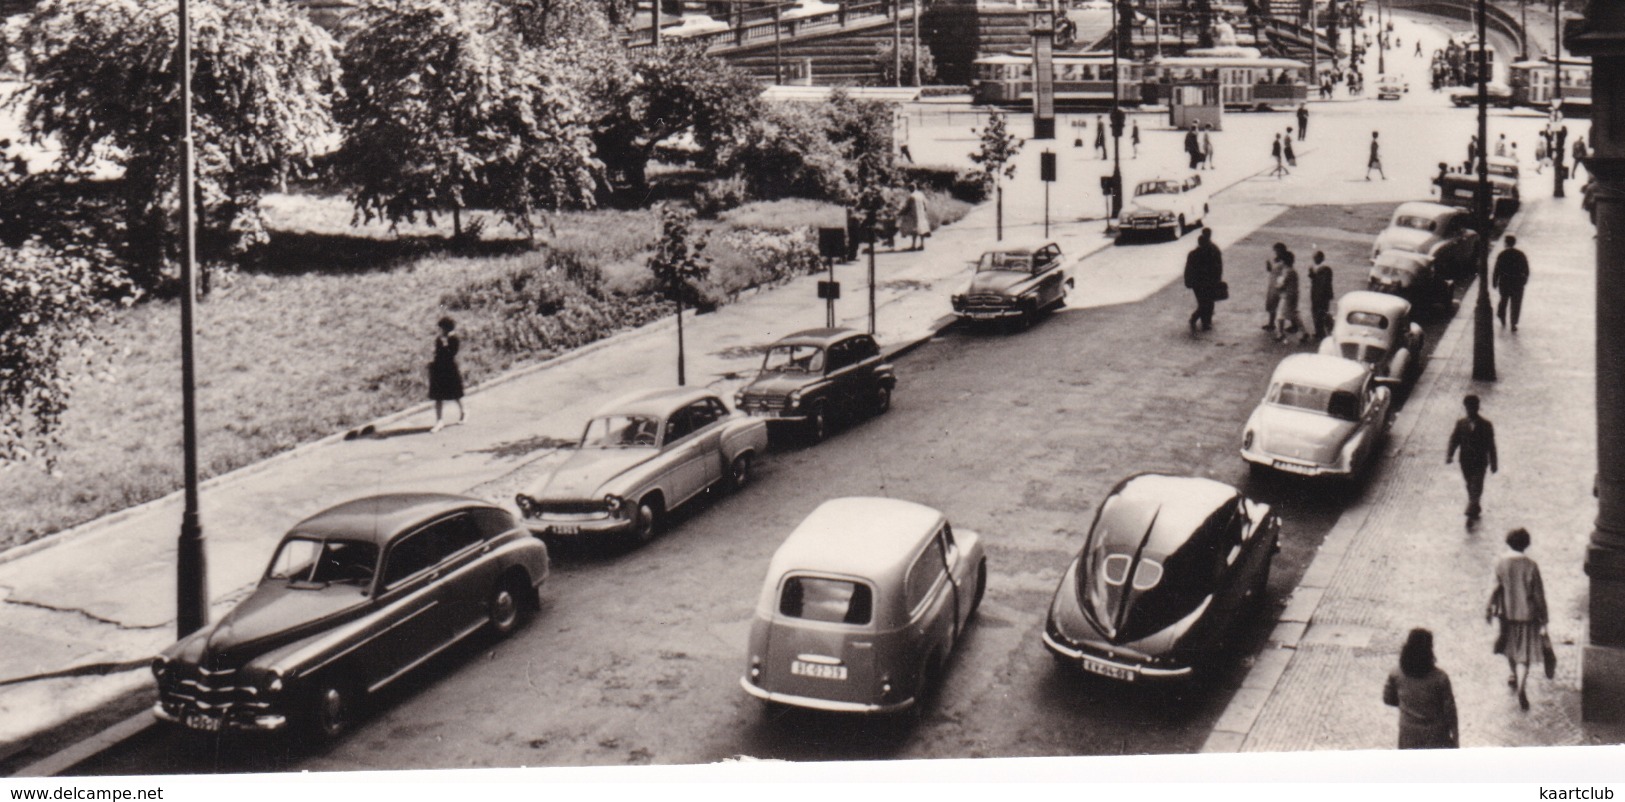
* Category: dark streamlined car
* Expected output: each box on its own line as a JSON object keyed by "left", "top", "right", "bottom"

{"left": 733, "top": 328, "right": 896, "bottom": 442}
{"left": 152, "top": 494, "right": 550, "bottom": 739}
{"left": 1043, "top": 474, "right": 1280, "bottom": 683}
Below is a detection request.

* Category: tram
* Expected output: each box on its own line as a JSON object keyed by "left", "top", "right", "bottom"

{"left": 972, "top": 52, "right": 1141, "bottom": 107}
{"left": 972, "top": 47, "right": 1307, "bottom": 110}
{"left": 1140, "top": 48, "right": 1309, "bottom": 109}
{"left": 1509, "top": 57, "right": 1592, "bottom": 112}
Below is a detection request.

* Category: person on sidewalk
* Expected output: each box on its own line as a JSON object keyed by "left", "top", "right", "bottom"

{"left": 1535, "top": 135, "right": 1550, "bottom": 175}
{"left": 1383, "top": 628, "right": 1460, "bottom": 749}
{"left": 429, "top": 316, "right": 466, "bottom": 433}
{"left": 1185, "top": 227, "right": 1225, "bottom": 332}
{"left": 1131, "top": 119, "right": 1141, "bottom": 159}
{"left": 1367, "top": 131, "right": 1387, "bottom": 180}
{"left": 1492, "top": 234, "right": 1530, "bottom": 331}
{"left": 1297, "top": 103, "right": 1309, "bottom": 140}
{"left": 1488, "top": 528, "right": 1549, "bottom": 711}
{"left": 1494, "top": 133, "right": 1508, "bottom": 158}
{"left": 1262, "top": 242, "right": 1292, "bottom": 333}
{"left": 1308, "top": 250, "right": 1334, "bottom": 339}
{"left": 1446, "top": 393, "right": 1498, "bottom": 520}
{"left": 1574, "top": 136, "right": 1590, "bottom": 179}
{"left": 1202, "top": 124, "right": 1216, "bottom": 170}
{"left": 898, "top": 183, "right": 931, "bottom": 251}
{"left": 1185, "top": 123, "right": 1203, "bottom": 169}
{"left": 1271, "top": 133, "right": 1288, "bottom": 178}
{"left": 1273, "top": 251, "right": 1309, "bottom": 343}
{"left": 1095, "top": 115, "right": 1109, "bottom": 159}
{"left": 1468, "top": 135, "right": 1479, "bottom": 172}
{"left": 1284, "top": 128, "right": 1298, "bottom": 167}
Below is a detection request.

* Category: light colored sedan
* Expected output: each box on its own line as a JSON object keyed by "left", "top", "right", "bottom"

{"left": 515, "top": 387, "right": 769, "bottom": 547}
{"left": 1318, "top": 291, "right": 1425, "bottom": 391}
{"left": 1117, "top": 174, "right": 1208, "bottom": 241}
{"left": 1241, "top": 354, "right": 1392, "bottom": 479}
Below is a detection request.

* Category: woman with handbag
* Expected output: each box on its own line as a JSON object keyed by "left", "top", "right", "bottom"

{"left": 1383, "top": 628, "right": 1459, "bottom": 749}
{"left": 1488, "top": 527, "right": 1549, "bottom": 711}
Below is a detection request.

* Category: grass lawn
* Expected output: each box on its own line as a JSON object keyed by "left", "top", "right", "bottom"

{"left": 0, "top": 190, "right": 977, "bottom": 550}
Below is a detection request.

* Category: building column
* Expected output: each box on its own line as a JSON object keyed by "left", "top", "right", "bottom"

{"left": 1568, "top": 3, "right": 1625, "bottom": 722}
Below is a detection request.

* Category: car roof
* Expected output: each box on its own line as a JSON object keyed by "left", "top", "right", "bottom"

{"left": 1093, "top": 474, "right": 1239, "bottom": 557}
{"left": 288, "top": 493, "right": 495, "bottom": 546}
{"left": 772, "top": 327, "right": 865, "bottom": 348}
{"left": 1393, "top": 201, "right": 1460, "bottom": 220}
{"left": 983, "top": 239, "right": 1058, "bottom": 254}
{"left": 768, "top": 497, "right": 945, "bottom": 581}
{"left": 1269, "top": 353, "right": 1370, "bottom": 392}
{"left": 1488, "top": 156, "right": 1519, "bottom": 168}
{"left": 593, "top": 386, "right": 719, "bottom": 419}
{"left": 1339, "top": 290, "right": 1411, "bottom": 319}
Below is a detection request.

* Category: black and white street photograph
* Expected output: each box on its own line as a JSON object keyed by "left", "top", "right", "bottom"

{"left": 0, "top": 0, "right": 1620, "bottom": 785}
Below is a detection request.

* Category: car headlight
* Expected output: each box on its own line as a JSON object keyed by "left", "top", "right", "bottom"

{"left": 605, "top": 494, "right": 625, "bottom": 516}
{"left": 263, "top": 668, "right": 285, "bottom": 694}
{"left": 151, "top": 656, "right": 169, "bottom": 679}
{"left": 787, "top": 389, "right": 803, "bottom": 406}
{"left": 951, "top": 293, "right": 965, "bottom": 307}
{"left": 1243, "top": 430, "right": 1255, "bottom": 450}
{"left": 1158, "top": 211, "right": 1176, "bottom": 221}
{"left": 515, "top": 494, "right": 538, "bottom": 517}
{"left": 733, "top": 389, "right": 746, "bottom": 406}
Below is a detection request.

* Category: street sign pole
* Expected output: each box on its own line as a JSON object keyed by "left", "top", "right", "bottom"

{"left": 1040, "top": 150, "right": 1056, "bottom": 237}
{"left": 1472, "top": 0, "right": 1496, "bottom": 382}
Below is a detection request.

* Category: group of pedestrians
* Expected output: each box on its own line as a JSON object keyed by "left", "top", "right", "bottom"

{"left": 1183, "top": 123, "right": 1217, "bottom": 170}
{"left": 1181, "top": 234, "right": 1334, "bottom": 344}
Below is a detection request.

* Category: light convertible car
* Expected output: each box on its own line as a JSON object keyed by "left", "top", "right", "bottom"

{"left": 1116, "top": 174, "right": 1208, "bottom": 241}
{"left": 742, "top": 497, "right": 986, "bottom": 713}
{"left": 1042, "top": 474, "right": 1280, "bottom": 683}
{"left": 1241, "top": 353, "right": 1393, "bottom": 479}
{"left": 1318, "top": 291, "right": 1426, "bottom": 392}
{"left": 514, "top": 387, "right": 769, "bottom": 546}
{"left": 152, "top": 494, "right": 549, "bottom": 739}
{"left": 949, "top": 240, "right": 1073, "bottom": 327}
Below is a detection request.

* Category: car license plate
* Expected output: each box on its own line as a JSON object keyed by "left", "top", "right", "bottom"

{"left": 1454, "top": 189, "right": 1474, "bottom": 198}
{"left": 790, "top": 660, "right": 847, "bottom": 681}
{"left": 548, "top": 525, "right": 580, "bottom": 536}
{"left": 967, "top": 310, "right": 1003, "bottom": 319}
{"left": 1273, "top": 460, "right": 1317, "bottom": 475}
{"left": 185, "top": 713, "right": 222, "bottom": 732}
{"left": 1079, "top": 656, "right": 1135, "bottom": 682}
{"left": 751, "top": 409, "right": 782, "bottom": 418}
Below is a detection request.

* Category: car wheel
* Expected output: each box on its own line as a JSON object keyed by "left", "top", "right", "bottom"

{"left": 872, "top": 385, "right": 892, "bottom": 416}
{"left": 807, "top": 405, "right": 828, "bottom": 444}
{"left": 311, "top": 681, "right": 355, "bottom": 742}
{"left": 628, "top": 499, "right": 661, "bottom": 546}
{"left": 969, "top": 559, "right": 987, "bottom": 618}
{"left": 726, "top": 452, "right": 753, "bottom": 492}
{"left": 487, "top": 578, "right": 524, "bottom": 637}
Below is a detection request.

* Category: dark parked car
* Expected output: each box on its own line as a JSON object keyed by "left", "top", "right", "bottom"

{"left": 1368, "top": 201, "right": 1481, "bottom": 308}
{"left": 152, "top": 494, "right": 550, "bottom": 739}
{"left": 1043, "top": 474, "right": 1280, "bottom": 683}
{"left": 950, "top": 240, "right": 1072, "bottom": 327}
{"left": 733, "top": 328, "right": 896, "bottom": 442}
{"left": 1439, "top": 156, "right": 1521, "bottom": 219}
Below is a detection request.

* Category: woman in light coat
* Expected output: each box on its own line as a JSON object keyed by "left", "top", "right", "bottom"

{"left": 898, "top": 183, "right": 931, "bottom": 251}
{"left": 1489, "top": 527, "right": 1549, "bottom": 710}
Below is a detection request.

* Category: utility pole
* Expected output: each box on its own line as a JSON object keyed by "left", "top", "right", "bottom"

{"left": 1377, "top": 0, "right": 1386, "bottom": 76}
{"left": 892, "top": 0, "right": 901, "bottom": 87}
{"left": 1472, "top": 0, "right": 1496, "bottom": 383}
{"left": 1110, "top": 0, "right": 1123, "bottom": 220}
{"left": 175, "top": 0, "right": 207, "bottom": 638}
{"left": 653, "top": 0, "right": 661, "bottom": 46}
{"left": 1310, "top": 0, "right": 1318, "bottom": 86}
{"left": 1553, "top": 0, "right": 1566, "bottom": 198}
{"left": 911, "top": 0, "right": 921, "bottom": 86}
{"left": 1520, "top": 0, "right": 1529, "bottom": 60}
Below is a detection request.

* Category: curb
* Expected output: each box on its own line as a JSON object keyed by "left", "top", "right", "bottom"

{"left": 10, "top": 711, "right": 155, "bottom": 779}
{"left": 1200, "top": 208, "right": 1529, "bottom": 753}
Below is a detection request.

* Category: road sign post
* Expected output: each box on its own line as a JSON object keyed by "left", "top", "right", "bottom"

{"left": 1040, "top": 150, "right": 1056, "bottom": 237}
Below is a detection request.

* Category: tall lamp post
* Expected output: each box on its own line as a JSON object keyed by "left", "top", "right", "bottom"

{"left": 1520, "top": 0, "right": 1529, "bottom": 59}
{"left": 1109, "top": 0, "right": 1124, "bottom": 220}
{"left": 175, "top": 0, "right": 207, "bottom": 637}
{"left": 1377, "top": 0, "right": 1387, "bottom": 76}
{"left": 1472, "top": 0, "right": 1496, "bottom": 383}
{"left": 1553, "top": 0, "right": 1566, "bottom": 199}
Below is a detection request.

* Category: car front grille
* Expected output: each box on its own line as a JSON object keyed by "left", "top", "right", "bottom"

{"left": 535, "top": 500, "right": 609, "bottom": 516}
{"left": 966, "top": 294, "right": 1011, "bottom": 307}
{"left": 159, "top": 664, "right": 266, "bottom": 717}
{"left": 741, "top": 393, "right": 787, "bottom": 411}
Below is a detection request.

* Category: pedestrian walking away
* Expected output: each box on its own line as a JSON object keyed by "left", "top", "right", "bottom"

{"left": 1367, "top": 131, "right": 1387, "bottom": 180}
{"left": 1202, "top": 125, "right": 1215, "bottom": 170}
{"left": 1184, "top": 227, "right": 1225, "bottom": 332}
{"left": 1284, "top": 129, "right": 1297, "bottom": 167}
{"left": 1493, "top": 234, "right": 1530, "bottom": 330}
{"left": 899, "top": 183, "right": 931, "bottom": 251}
{"left": 1488, "top": 528, "right": 1549, "bottom": 711}
{"left": 1415, "top": 40, "right": 1423, "bottom": 57}
{"left": 1273, "top": 250, "right": 1308, "bottom": 343}
{"left": 1271, "top": 133, "right": 1288, "bottom": 178}
{"left": 1185, "top": 123, "right": 1203, "bottom": 169}
{"left": 1574, "top": 136, "right": 1590, "bottom": 179}
{"left": 428, "top": 316, "right": 466, "bottom": 433}
{"left": 1535, "top": 135, "right": 1550, "bottom": 175}
{"left": 1308, "top": 250, "right": 1334, "bottom": 338}
{"left": 1383, "top": 628, "right": 1460, "bottom": 749}
{"left": 1131, "top": 119, "right": 1141, "bottom": 159}
{"left": 1262, "top": 242, "right": 1292, "bottom": 332}
{"left": 1095, "top": 115, "right": 1108, "bottom": 159}
{"left": 1468, "top": 135, "right": 1479, "bottom": 171}
{"left": 1297, "top": 104, "right": 1309, "bottom": 140}
{"left": 1446, "top": 393, "right": 1498, "bottom": 520}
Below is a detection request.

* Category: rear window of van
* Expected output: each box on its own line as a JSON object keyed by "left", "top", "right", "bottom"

{"left": 779, "top": 576, "right": 873, "bottom": 625}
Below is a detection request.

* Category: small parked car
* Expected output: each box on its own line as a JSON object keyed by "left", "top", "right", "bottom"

{"left": 742, "top": 497, "right": 986, "bottom": 713}
{"left": 1318, "top": 291, "right": 1426, "bottom": 391}
{"left": 514, "top": 387, "right": 768, "bottom": 546}
{"left": 1375, "top": 74, "right": 1409, "bottom": 100}
{"left": 949, "top": 240, "right": 1073, "bottom": 326}
{"left": 1116, "top": 174, "right": 1208, "bottom": 241}
{"left": 1369, "top": 201, "right": 1480, "bottom": 304}
{"left": 1241, "top": 353, "right": 1393, "bottom": 479}
{"left": 1449, "top": 81, "right": 1512, "bottom": 108}
{"left": 1439, "top": 156, "right": 1521, "bottom": 218}
{"left": 1042, "top": 474, "right": 1280, "bottom": 683}
{"left": 152, "top": 494, "right": 549, "bottom": 739}
{"left": 733, "top": 328, "right": 896, "bottom": 442}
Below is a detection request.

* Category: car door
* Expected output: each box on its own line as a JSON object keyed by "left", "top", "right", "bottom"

{"left": 366, "top": 521, "right": 462, "bottom": 689}
{"left": 908, "top": 535, "right": 958, "bottom": 674}
{"left": 937, "top": 524, "right": 972, "bottom": 628}
{"left": 427, "top": 511, "right": 500, "bottom": 642}
{"left": 660, "top": 405, "right": 710, "bottom": 507}
{"left": 1035, "top": 244, "right": 1063, "bottom": 307}
{"left": 686, "top": 398, "right": 729, "bottom": 489}
{"left": 823, "top": 339, "right": 859, "bottom": 415}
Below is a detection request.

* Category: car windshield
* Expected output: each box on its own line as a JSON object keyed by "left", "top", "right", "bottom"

{"left": 977, "top": 251, "right": 1034, "bottom": 272}
{"left": 1136, "top": 181, "right": 1178, "bottom": 196}
{"left": 1490, "top": 163, "right": 1517, "bottom": 177}
{"left": 762, "top": 344, "right": 825, "bottom": 373}
{"left": 1394, "top": 215, "right": 1437, "bottom": 232}
{"left": 1345, "top": 311, "right": 1390, "bottom": 329}
{"left": 1339, "top": 342, "right": 1389, "bottom": 365}
{"left": 581, "top": 415, "right": 661, "bottom": 448}
{"left": 1269, "top": 381, "right": 1362, "bottom": 421}
{"left": 779, "top": 576, "right": 872, "bottom": 625}
{"left": 267, "top": 537, "right": 378, "bottom": 586}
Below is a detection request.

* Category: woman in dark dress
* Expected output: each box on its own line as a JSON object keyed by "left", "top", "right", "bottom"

{"left": 1383, "top": 628, "right": 1459, "bottom": 749}
{"left": 429, "top": 316, "right": 465, "bottom": 433}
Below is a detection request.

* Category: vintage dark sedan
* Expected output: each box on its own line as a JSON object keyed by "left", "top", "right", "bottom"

{"left": 151, "top": 494, "right": 550, "bottom": 739}
{"left": 514, "top": 387, "right": 768, "bottom": 546}
{"left": 1439, "top": 156, "right": 1521, "bottom": 219}
{"left": 733, "top": 328, "right": 896, "bottom": 442}
{"left": 1043, "top": 474, "right": 1280, "bottom": 683}
{"left": 949, "top": 240, "right": 1072, "bottom": 326}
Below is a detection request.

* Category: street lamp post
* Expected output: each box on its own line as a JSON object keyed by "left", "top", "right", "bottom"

{"left": 1472, "top": 0, "right": 1496, "bottom": 383}
{"left": 175, "top": 0, "right": 207, "bottom": 638}
{"left": 1553, "top": 0, "right": 1566, "bottom": 199}
{"left": 1110, "top": 0, "right": 1123, "bottom": 220}
{"left": 1520, "top": 0, "right": 1529, "bottom": 60}
{"left": 1378, "top": 0, "right": 1387, "bottom": 76}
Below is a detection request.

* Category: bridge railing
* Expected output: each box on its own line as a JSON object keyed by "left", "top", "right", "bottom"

{"left": 627, "top": 0, "right": 903, "bottom": 51}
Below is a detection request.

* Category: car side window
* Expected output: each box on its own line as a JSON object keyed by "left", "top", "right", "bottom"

{"left": 686, "top": 399, "right": 724, "bottom": 432}
{"left": 470, "top": 508, "right": 516, "bottom": 540}
{"left": 852, "top": 336, "right": 879, "bottom": 362}
{"left": 826, "top": 340, "right": 855, "bottom": 372}
{"left": 665, "top": 408, "right": 696, "bottom": 443}
{"left": 382, "top": 516, "right": 470, "bottom": 589}
{"left": 905, "top": 543, "right": 946, "bottom": 615}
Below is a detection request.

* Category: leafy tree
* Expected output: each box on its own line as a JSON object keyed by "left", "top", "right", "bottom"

{"left": 337, "top": 0, "right": 601, "bottom": 238}
{"left": 18, "top": 0, "right": 339, "bottom": 290}
{"left": 0, "top": 240, "right": 133, "bottom": 469}
{"left": 722, "top": 91, "right": 897, "bottom": 205}
{"left": 872, "top": 40, "right": 937, "bottom": 87}
{"left": 496, "top": 0, "right": 625, "bottom": 47}
{"left": 969, "top": 111, "right": 1022, "bottom": 240}
{"left": 646, "top": 204, "right": 710, "bottom": 386}
{"left": 590, "top": 40, "right": 763, "bottom": 199}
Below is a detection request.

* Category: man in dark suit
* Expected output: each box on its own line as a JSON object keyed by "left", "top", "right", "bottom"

{"left": 1184, "top": 227, "right": 1225, "bottom": 332}
{"left": 1492, "top": 234, "right": 1530, "bottom": 331}
{"left": 1185, "top": 123, "right": 1202, "bottom": 169}
{"left": 1446, "top": 394, "right": 1499, "bottom": 519}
